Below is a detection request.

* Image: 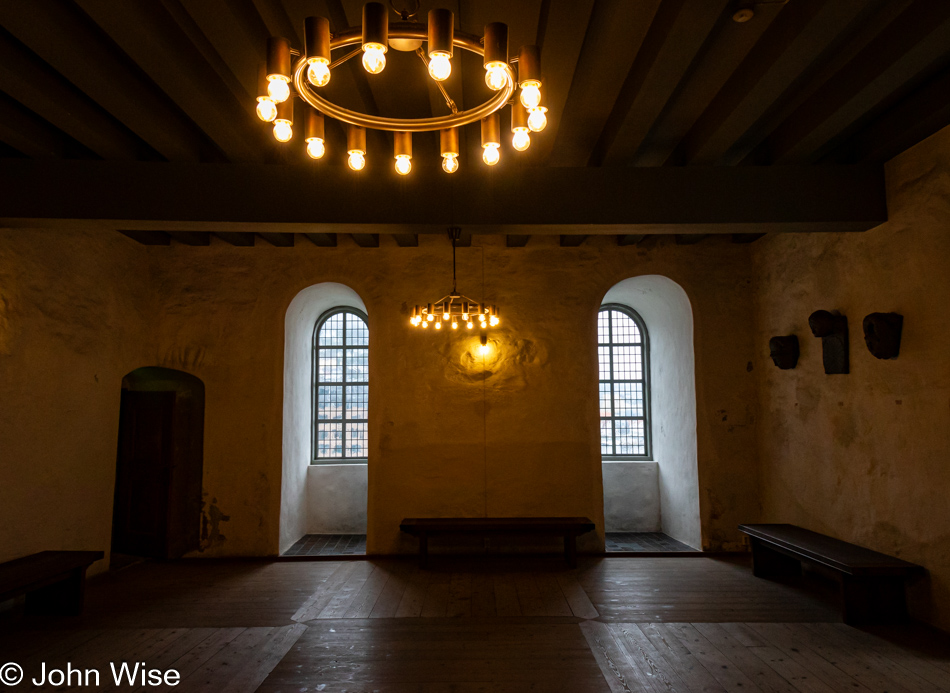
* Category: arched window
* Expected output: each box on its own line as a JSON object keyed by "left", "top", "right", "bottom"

{"left": 598, "top": 305, "right": 651, "bottom": 459}
{"left": 313, "top": 308, "right": 368, "bottom": 462}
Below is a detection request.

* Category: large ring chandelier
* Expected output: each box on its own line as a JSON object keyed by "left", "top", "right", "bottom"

{"left": 254, "top": 1, "right": 549, "bottom": 174}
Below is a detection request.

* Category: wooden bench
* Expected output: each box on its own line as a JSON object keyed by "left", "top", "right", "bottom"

{"left": 400, "top": 517, "right": 596, "bottom": 568}
{"left": 0, "top": 551, "right": 103, "bottom": 616}
{"left": 739, "top": 524, "right": 924, "bottom": 625}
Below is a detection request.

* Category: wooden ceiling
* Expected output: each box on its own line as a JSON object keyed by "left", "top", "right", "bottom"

{"left": 1, "top": 0, "right": 948, "bottom": 246}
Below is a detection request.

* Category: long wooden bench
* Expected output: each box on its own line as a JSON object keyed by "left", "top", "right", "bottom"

{"left": 400, "top": 517, "right": 596, "bottom": 568}
{"left": 739, "top": 524, "right": 924, "bottom": 625}
{"left": 0, "top": 551, "right": 103, "bottom": 616}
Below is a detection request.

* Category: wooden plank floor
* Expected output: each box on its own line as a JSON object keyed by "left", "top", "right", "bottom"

{"left": 1, "top": 556, "right": 948, "bottom": 692}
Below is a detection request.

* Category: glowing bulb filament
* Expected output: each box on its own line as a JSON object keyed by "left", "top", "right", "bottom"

{"left": 307, "top": 138, "right": 325, "bottom": 159}
{"left": 482, "top": 143, "right": 500, "bottom": 166}
{"left": 428, "top": 52, "right": 452, "bottom": 81}
{"left": 273, "top": 120, "right": 293, "bottom": 142}
{"left": 520, "top": 82, "right": 541, "bottom": 109}
{"left": 528, "top": 107, "right": 548, "bottom": 132}
{"left": 485, "top": 63, "right": 507, "bottom": 91}
{"left": 307, "top": 59, "right": 331, "bottom": 87}
{"left": 362, "top": 44, "right": 387, "bottom": 74}
{"left": 512, "top": 129, "right": 530, "bottom": 152}
{"left": 395, "top": 155, "right": 412, "bottom": 175}
{"left": 256, "top": 97, "right": 277, "bottom": 122}
{"left": 266, "top": 75, "right": 290, "bottom": 103}
{"left": 348, "top": 151, "right": 365, "bottom": 171}
{"left": 442, "top": 154, "right": 459, "bottom": 173}
{"left": 434, "top": 321, "right": 442, "bottom": 330}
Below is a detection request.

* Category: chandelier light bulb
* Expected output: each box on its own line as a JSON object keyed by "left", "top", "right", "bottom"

{"left": 485, "top": 63, "right": 508, "bottom": 91}
{"left": 306, "top": 138, "right": 325, "bottom": 159}
{"left": 395, "top": 155, "right": 412, "bottom": 175}
{"left": 267, "top": 76, "right": 290, "bottom": 103}
{"left": 490, "top": 316, "right": 500, "bottom": 327}
{"left": 427, "top": 313, "right": 435, "bottom": 322}
{"left": 422, "top": 320, "right": 429, "bottom": 328}
{"left": 467, "top": 321, "right": 474, "bottom": 329}
{"left": 512, "top": 129, "right": 531, "bottom": 152}
{"left": 428, "top": 52, "right": 452, "bottom": 81}
{"left": 434, "top": 320, "right": 442, "bottom": 330}
{"left": 307, "top": 59, "right": 331, "bottom": 87}
{"left": 482, "top": 144, "right": 500, "bottom": 166}
{"left": 273, "top": 120, "right": 293, "bottom": 142}
{"left": 528, "top": 107, "right": 548, "bottom": 132}
{"left": 520, "top": 83, "right": 541, "bottom": 109}
{"left": 441, "top": 154, "right": 459, "bottom": 173}
{"left": 362, "top": 44, "right": 387, "bottom": 74}
{"left": 256, "top": 97, "right": 277, "bottom": 122}
{"left": 348, "top": 151, "right": 366, "bottom": 171}
{"left": 451, "top": 321, "right": 459, "bottom": 330}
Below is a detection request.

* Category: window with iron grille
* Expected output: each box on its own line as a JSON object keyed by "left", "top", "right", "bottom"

{"left": 312, "top": 308, "right": 368, "bottom": 463}
{"left": 598, "top": 305, "right": 652, "bottom": 460}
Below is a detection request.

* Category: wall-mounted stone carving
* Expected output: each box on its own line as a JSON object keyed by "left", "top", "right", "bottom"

{"left": 808, "top": 310, "right": 849, "bottom": 374}
{"left": 863, "top": 312, "right": 903, "bottom": 360}
{"left": 768, "top": 335, "right": 799, "bottom": 369}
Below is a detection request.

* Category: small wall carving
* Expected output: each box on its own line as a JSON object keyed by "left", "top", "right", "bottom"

{"left": 768, "top": 336, "right": 799, "bottom": 369}
{"left": 863, "top": 312, "right": 903, "bottom": 359}
{"left": 808, "top": 310, "right": 849, "bottom": 374}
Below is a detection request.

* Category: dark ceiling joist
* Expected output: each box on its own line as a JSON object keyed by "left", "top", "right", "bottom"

{"left": 0, "top": 1, "right": 212, "bottom": 163}
{"left": 215, "top": 232, "right": 255, "bottom": 246}
{"left": 752, "top": 0, "right": 950, "bottom": 165}
{"left": 673, "top": 0, "right": 873, "bottom": 165}
{"left": 351, "top": 233, "right": 380, "bottom": 248}
{"left": 560, "top": 235, "right": 588, "bottom": 247}
{"left": 305, "top": 232, "right": 338, "bottom": 247}
{"left": 74, "top": 0, "right": 265, "bottom": 162}
{"left": 393, "top": 234, "right": 419, "bottom": 247}
{"left": 506, "top": 235, "right": 531, "bottom": 247}
{"left": 0, "top": 92, "right": 88, "bottom": 159}
{"left": 827, "top": 61, "right": 950, "bottom": 163}
{"left": 731, "top": 233, "right": 765, "bottom": 244}
{"left": 167, "top": 231, "right": 211, "bottom": 245}
{"left": 547, "top": 0, "right": 662, "bottom": 166}
{"left": 0, "top": 28, "right": 148, "bottom": 160}
{"left": 592, "top": 0, "right": 732, "bottom": 167}
{"left": 258, "top": 232, "right": 294, "bottom": 246}
{"left": 120, "top": 230, "right": 170, "bottom": 245}
{"left": 617, "top": 234, "right": 646, "bottom": 246}
{"left": 0, "top": 161, "right": 887, "bottom": 235}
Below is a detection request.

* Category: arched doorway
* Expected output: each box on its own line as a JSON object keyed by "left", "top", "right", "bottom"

{"left": 111, "top": 367, "right": 205, "bottom": 561}
{"left": 600, "top": 275, "right": 701, "bottom": 550}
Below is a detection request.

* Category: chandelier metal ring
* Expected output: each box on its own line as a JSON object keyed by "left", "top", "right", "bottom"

{"left": 292, "top": 23, "right": 516, "bottom": 133}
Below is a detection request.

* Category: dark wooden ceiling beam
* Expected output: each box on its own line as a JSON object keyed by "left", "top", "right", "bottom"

{"left": 675, "top": 234, "right": 708, "bottom": 245}
{"left": 593, "top": 0, "right": 732, "bottom": 167}
{"left": 215, "top": 232, "right": 255, "bottom": 246}
{"left": 634, "top": 1, "right": 785, "bottom": 166}
{"left": 826, "top": 61, "right": 950, "bottom": 163}
{"left": 0, "top": 1, "right": 215, "bottom": 163}
{"left": 0, "top": 160, "right": 886, "bottom": 234}
{"left": 351, "top": 233, "right": 380, "bottom": 247}
{"left": 731, "top": 233, "right": 765, "bottom": 244}
{"left": 750, "top": 0, "right": 950, "bottom": 164}
{"left": 506, "top": 235, "right": 531, "bottom": 247}
{"left": 167, "top": 231, "right": 211, "bottom": 245}
{"left": 305, "top": 232, "right": 338, "bottom": 247}
{"left": 547, "top": 0, "right": 662, "bottom": 167}
{"left": 393, "top": 233, "right": 419, "bottom": 247}
{"left": 258, "top": 232, "right": 295, "bottom": 246}
{"left": 0, "top": 92, "right": 90, "bottom": 159}
{"left": 74, "top": 0, "right": 265, "bottom": 162}
{"left": 0, "top": 28, "right": 148, "bottom": 160}
{"left": 672, "top": 0, "right": 873, "bottom": 165}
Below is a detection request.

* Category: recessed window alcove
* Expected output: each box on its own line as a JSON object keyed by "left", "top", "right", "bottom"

{"left": 601, "top": 275, "right": 701, "bottom": 550}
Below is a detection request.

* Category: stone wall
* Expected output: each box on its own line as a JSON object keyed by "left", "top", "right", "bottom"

{"left": 751, "top": 125, "right": 950, "bottom": 629}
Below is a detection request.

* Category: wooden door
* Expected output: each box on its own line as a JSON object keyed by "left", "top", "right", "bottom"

{"left": 111, "top": 390, "right": 176, "bottom": 558}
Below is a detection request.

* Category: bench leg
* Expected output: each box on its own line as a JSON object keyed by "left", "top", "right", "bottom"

{"left": 564, "top": 535, "right": 577, "bottom": 568}
{"left": 841, "top": 576, "right": 908, "bottom": 625}
{"left": 419, "top": 533, "right": 428, "bottom": 569}
{"left": 750, "top": 539, "right": 802, "bottom": 578}
{"left": 25, "top": 567, "right": 87, "bottom": 617}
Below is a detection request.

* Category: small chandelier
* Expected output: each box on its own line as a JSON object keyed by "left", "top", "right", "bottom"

{"left": 410, "top": 228, "right": 500, "bottom": 332}
{"left": 255, "top": 2, "right": 548, "bottom": 173}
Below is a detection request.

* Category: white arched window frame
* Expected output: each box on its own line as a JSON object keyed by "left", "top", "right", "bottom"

{"left": 312, "top": 308, "right": 369, "bottom": 463}
{"left": 598, "top": 304, "right": 652, "bottom": 460}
